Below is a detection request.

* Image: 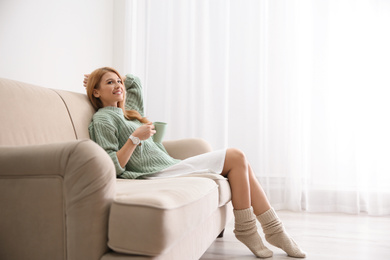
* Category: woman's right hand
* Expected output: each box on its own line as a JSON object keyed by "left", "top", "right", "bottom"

{"left": 132, "top": 122, "right": 156, "bottom": 140}
{"left": 83, "top": 74, "right": 90, "bottom": 88}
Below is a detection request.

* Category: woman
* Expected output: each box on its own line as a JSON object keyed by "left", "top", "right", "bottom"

{"left": 85, "top": 67, "right": 306, "bottom": 258}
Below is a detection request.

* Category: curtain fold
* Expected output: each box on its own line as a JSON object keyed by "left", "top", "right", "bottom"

{"left": 120, "top": 0, "right": 390, "bottom": 215}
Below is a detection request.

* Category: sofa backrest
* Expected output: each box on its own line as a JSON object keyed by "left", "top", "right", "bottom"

{"left": 0, "top": 78, "right": 95, "bottom": 146}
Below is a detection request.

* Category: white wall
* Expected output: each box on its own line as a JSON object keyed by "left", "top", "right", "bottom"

{"left": 0, "top": 0, "right": 114, "bottom": 93}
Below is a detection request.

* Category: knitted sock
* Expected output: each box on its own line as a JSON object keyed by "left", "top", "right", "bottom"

{"left": 257, "top": 208, "right": 306, "bottom": 258}
{"left": 233, "top": 208, "right": 273, "bottom": 258}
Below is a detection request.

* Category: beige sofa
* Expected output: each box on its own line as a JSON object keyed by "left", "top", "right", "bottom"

{"left": 0, "top": 78, "right": 233, "bottom": 260}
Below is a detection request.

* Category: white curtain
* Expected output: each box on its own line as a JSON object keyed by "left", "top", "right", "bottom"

{"left": 120, "top": 0, "right": 390, "bottom": 216}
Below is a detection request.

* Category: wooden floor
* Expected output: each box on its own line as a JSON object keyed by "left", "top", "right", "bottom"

{"left": 200, "top": 211, "right": 390, "bottom": 260}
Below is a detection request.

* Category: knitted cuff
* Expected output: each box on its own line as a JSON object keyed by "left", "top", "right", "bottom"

{"left": 233, "top": 207, "right": 254, "bottom": 221}
{"left": 256, "top": 207, "right": 278, "bottom": 224}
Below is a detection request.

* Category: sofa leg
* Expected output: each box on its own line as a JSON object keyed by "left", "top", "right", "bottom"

{"left": 217, "top": 229, "right": 225, "bottom": 238}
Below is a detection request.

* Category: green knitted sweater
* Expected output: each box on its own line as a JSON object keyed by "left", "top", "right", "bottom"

{"left": 89, "top": 74, "right": 180, "bottom": 179}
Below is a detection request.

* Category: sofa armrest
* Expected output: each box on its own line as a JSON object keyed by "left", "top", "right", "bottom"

{"left": 162, "top": 138, "right": 213, "bottom": 160}
{"left": 0, "top": 139, "right": 116, "bottom": 260}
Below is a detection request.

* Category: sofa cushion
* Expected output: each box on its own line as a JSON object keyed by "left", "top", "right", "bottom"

{"left": 181, "top": 173, "right": 231, "bottom": 207}
{"left": 0, "top": 78, "right": 76, "bottom": 145}
{"left": 108, "top": 177, "right": 219, "bottom": 256}
{"left": 54, "top": 89, "right": 96, "bottom": 140}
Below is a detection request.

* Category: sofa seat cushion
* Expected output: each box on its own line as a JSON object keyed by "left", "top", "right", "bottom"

{"left": 181, "top": 173, "right": 231, "bottom": 207}
{"left": 108, "top": 177, "right": 219, "bottom": 256}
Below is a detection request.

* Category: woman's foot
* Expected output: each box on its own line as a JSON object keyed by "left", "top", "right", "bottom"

{"left": 257, "top": 208, "right": 306, "bottom": 258}
{"left": 234, "top": 208, "right": 273, "bottom": 258}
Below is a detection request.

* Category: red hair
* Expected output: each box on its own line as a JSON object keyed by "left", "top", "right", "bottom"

{"left": 86, "top": 67, "right": 149, "bottom": 123}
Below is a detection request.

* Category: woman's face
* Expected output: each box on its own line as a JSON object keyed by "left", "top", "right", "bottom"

{"left": 93, "top": 72, "right": 124, "bottom": 107}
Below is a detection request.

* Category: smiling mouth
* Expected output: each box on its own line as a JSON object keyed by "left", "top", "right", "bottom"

{"left": 113, "top": 90, "right": 123, "bottom": 95}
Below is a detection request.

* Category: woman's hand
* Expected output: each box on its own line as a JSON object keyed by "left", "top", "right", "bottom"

{"left": 117, "top": 122, "right": 155, "bottom": 167}
{"left": 83, "top": 74, "right": 90, "bottom": 88}
{"left": 132, "top": 122, "right": 156, "bottom": 140}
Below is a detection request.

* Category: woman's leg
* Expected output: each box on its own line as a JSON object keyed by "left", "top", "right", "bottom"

{"left": 221, "top": 148, "right": 250, "bottom": 209}
{"left": 248, "top": 163, "right": 272, "bottom": 216}
{"left": 222, "top": 148, "right": 306, "bottom": 258}
{"left": 221, "top": 148, "right": 273, "bottom": 258}
{"left": 221, "top": 148, "right": 271, "bottom": 215}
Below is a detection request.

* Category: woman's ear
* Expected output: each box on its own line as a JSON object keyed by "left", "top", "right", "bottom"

{"left": 93, "top": 89, "right": 100, "bottom": 98}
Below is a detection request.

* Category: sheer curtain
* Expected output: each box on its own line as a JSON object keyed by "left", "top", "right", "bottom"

{"left": 118, "top": 0, "right": 390, "bottom": 216}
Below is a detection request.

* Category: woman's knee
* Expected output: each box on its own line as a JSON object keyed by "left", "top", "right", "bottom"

{"left": 227, "top": 148, "right": 247, "bottom": 164}
{"left": 225, "top": 148, "right": 248, "bottom": 172}
{"left": 222, "top": 148, "right": 249, "bottom": 179}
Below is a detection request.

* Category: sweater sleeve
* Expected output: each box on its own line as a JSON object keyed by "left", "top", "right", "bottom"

{"left": 124, "top": 74, "right": 145, "bottom": 116}
{"left": 89, "top": 121, "right": 126, "bottom": 176}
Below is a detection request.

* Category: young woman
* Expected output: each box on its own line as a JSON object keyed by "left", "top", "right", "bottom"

{"left": 85, "top": 67, "right": 306, "bottom": 258}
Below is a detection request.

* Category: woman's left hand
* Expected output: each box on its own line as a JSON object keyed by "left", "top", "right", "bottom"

{"left": 132, "top": 122, "right": 156, "bottom": 140}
